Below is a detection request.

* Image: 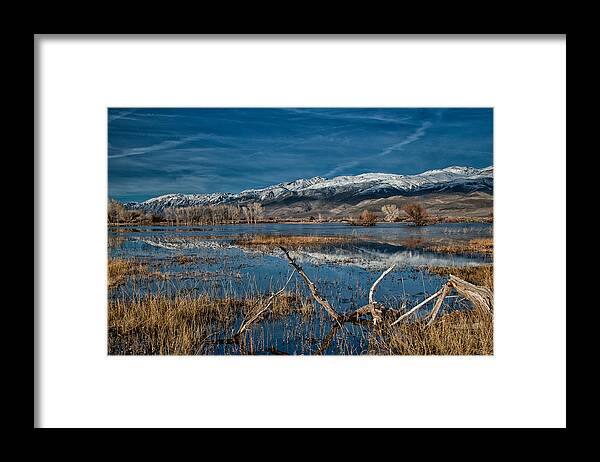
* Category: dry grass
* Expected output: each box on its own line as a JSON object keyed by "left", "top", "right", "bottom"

{"left": 429, "top": 237, "right": 493, "bottom": 254}
{"left": 108, "top": 287, "right": 493, "bottom": 355}
{"left": 108, "top": 258, "right": 150, "bottom": 289}
{"left": 175, "top": 255, "right": 197, "bottom": 264}
{"left": 426, "top": 264, "right": 493, "bottom": 290}
{"left": 400, "top": 237, "right": 425, "bottom": 249}
{"left": 233, "top": 234, "right": 355, "bottom": 249}
{"left": 108, "top": 234, "right": 126, "bottom": 249}
{"left": 109, "top": 294, "right": 244, "bottom": 354}
{"left": 108, "top": 291, "right": 311, "bottom": 355}
{"left": 429, "top": 216, "right": 494, "bottom": 224}
{"left": 374, "top": 309, "right": 493, "bottom": 355}
{"left": 108, "top": 251, "right": 493, "bottom": 355}
{"left": 398, "top": 237, "right": 493, "bottom": 254}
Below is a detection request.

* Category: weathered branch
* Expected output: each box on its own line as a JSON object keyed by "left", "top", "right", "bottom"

{"left": 276, "top": 246, "right": 491, "bottom": 332}
{"left": 448, "top": 275, "right": 493, "bottom": 313}
{"left": 426, "top": 282, "right": 452, "bottom": 327}
{"left": 235, "top": 269, "right": 296, "bottom": 337}
{"left": 315, "top": 325, "right": 340, "bottom": 355}
{"left": 367, "top": 264, "right": 396, "bottom": 324}
{"left": 343, "top": 304, "right": 375, "bottom": 320}
{"left": 390, "top": 287, "right": 445, "bottom": 326}
{"left": 279, "top": 246, "right": 342, "bottom": 325}
{"left": 369, "top": 264, "right": 396, "bottom": 304}
{"left": 342, "top": 265, "right": 397, "bottom": 323}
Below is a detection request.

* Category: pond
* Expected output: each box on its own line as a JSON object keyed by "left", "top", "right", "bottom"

{"left": 108, "top": 222, "right": 492, "bottom": 354}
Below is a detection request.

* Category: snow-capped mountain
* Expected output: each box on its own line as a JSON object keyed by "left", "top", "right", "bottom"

{"left": 127, "top": 166, "right": 493, "bottom": 214}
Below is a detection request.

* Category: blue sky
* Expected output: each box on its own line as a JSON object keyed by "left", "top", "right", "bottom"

{"left": 108, "top": 108, "right": 492, "bottom": 202}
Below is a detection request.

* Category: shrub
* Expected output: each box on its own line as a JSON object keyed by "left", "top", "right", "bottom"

{"left": 402, "top": 203, "right": 429, "bottom": 226}
{"left": 359, "top": 210, "right": 377, "bottom": 226}
{"left": 381, "top": 204, "right": 401, "bottom": 222}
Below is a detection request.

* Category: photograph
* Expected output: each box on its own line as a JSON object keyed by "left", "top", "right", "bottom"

{"left": 36, "top": 34, "right": 566, "bottom": 428}
{"left": 107, "top": 108, "right": 494, "bottom": 355}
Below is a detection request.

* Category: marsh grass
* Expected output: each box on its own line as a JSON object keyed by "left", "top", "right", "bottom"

{"left": 430, "top": 216, "right": 494, "bottom": 224}
{"left": 233, "top": 234, "right": 356, "bottom": 249}
{"left": 396, "top": 237, "right": 492, "bottom": 255}
{"left": 108, "top": 290, "right": 315, "bottom": 355}
{"left": 426, "top": 265, "right": 493, "bottom": 290}
{"left": 425, "top": 238, "right": 493, "bottom": 255}
{"left": 175, "top": 255, "right": 197, "bottom": 264}
{"left": 108, "top": 234, "right": 126, "bottom": 249}
{"left": 372, "top": 309, "right": 493, "bottom": 355}
{"left": 108, "top": 258, "right": 151, "bottom": 289}
{"left": 107, "top": 230, "right": 493, "bottom": 355}
{"left": 400, "top": 237, "right": 425, "bottom": 249}
{"left": 108, "top": 284, "right": 493, "bottom": 355}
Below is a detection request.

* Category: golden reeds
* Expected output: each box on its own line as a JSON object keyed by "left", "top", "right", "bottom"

{"left": 372, "top": 309, "right": 493, "bottom": 355}
{"left": 426, "top": 265, "right": 493, "bottom": 290}
{"left": 233, "top": 234, "right": 355, "bottom": 249}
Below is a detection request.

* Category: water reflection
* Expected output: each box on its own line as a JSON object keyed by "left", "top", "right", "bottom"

{"left": 108, "top": 223, "right": 493, "bottom": 354}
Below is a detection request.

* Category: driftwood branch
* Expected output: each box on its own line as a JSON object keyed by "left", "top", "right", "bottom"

{"left": 235, "top": 269, "right": 296, "bottom": 337}
{"left": 390, "top": 287, "right": 445, "bottom": 326}
{"left": 279, "top": 247, "right": 398, "bottom": 326}
{"left": 449, "top": 275, "right": 493, "bottom": 313}
{"left": 315, "top": 325, "right": 340, "bottom": 355}
{"left": 277, "top": 245, "right": 491, "bottom": 332}
{"left": 426, "top": 282, "right": 452, "bottom": 327}
{"left": 369, "top": 264, "right": 396, "bottom": 304}
{"left": 366, "top": 264, "right": 396, "bottom": 324}
{"left": 390, "top": 274, "right": 493, "bottom": 327}
{"left": 279, "top": 246, "right": 342, "bottom": 325}
{"left": 342, "top": 265, "right": 398, "bottom": 323}
{"left": 344, "top": 304, "right": 375, "bottom": 320}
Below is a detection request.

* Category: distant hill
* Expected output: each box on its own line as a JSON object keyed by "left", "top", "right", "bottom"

{"left": 126, "top": 165, "right": 493, "bottom": 218}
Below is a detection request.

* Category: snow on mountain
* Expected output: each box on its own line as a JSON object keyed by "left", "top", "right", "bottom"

{"left": 127, "top": 166, "right": 493, "bottom": 214}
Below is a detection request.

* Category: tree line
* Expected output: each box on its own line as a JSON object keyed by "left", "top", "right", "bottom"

{"left": 108, "top": 198, "right": 429, "bottom": 226}
{"left": 163, "top": 203, "right": 264, "bottom": 225}
{"left": 108, "top": 199, "right": 264, "bottom": 225}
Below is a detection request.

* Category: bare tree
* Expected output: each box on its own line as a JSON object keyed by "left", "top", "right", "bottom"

{"left": 402, "top": 203, "right": 429, "bottom": 226}
{"left": 164, "top": 207, "right": 176, "bottom": 225}
{"left": 241, "top": 206, "right": 251, "bottom": 224}
{"left": 381, "top": 204, "right": 400, "bottom": 222}
{"left": 229, "top": 205, "right": 240, "bottom": 224}
{"left": 250, "top": 203, "right": 264, "bottom": 224}
{"left": 358, "top": 210, "right": 377, "bottom": 226}
{"left": 107, "top": 199, "right": 125, "bottom": 223}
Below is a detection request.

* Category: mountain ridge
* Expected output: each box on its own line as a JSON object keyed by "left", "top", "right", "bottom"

{"left": 126, "top": 165, "right": 493, "bottom": 215}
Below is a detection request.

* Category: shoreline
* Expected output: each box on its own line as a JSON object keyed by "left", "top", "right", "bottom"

{"left": 108, "top": 217, "right": 493, "bottom": 227}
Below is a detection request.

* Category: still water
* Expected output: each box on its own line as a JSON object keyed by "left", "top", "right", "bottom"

{"left": 108, "top": 223, "right": 492, "bottom": 354}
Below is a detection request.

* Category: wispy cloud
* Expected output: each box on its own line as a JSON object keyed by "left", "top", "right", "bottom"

{"left": 323, "top": 161, "right": 361, "bottom": 178}
{"left": 323, "top": 121, "right": 433, "bottom": 177}
{"left": 374, "top": 121, "right": 432, "bottom": 158}
{"left": 108, "top": 109, "right": 185, "bottom": 124}
{"left": 108, "top": 133, "right": 218, "bottom": 159}
{"left": 133, "top": 112, "right": 185, "bottom": 118}
{"left": 284, "top": 108, "right": 416, "bottom": 125}
{"left": 108, "top": 108, "right": 492, "bottom": 201}
{"left": 109, "top": 110, "right": 136, "bottom": 122}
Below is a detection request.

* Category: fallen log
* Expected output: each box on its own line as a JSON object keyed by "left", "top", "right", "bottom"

{"left": 279, "top": 246, "right": 343, "bottom": 325}
{"left": 315, "top": 325, "right": 340, "bottom": 355}
{"left": 426, "top": 282, "right": 452, "bottom": 327}
{"left": 448, "top": 275, "right": 493, "bottom": 313}
{"left": 367, "top": 264, "right": 396, "bottom": 324}
{"left": 278, "top": 246, "right": 492, "bottom": 331}
{"left": 390, "top": 287, "right": 446, "bottom": 326}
